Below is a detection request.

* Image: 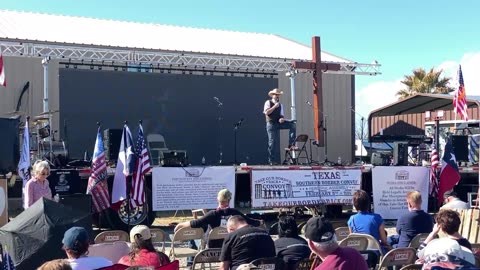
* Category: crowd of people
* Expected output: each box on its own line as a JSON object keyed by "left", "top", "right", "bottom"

{"left": 11, "top": 169, "right": 480, "bottom": 270}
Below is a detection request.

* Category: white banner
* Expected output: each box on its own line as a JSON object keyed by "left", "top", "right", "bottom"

{"left": 372, "top": 166, "right": 429, "bottom": 220}
{"left": 251, "top": 169, "right": 362, "bottom": 208}
{"left": 152, "top": 166, "right": 235, "bottom": 211}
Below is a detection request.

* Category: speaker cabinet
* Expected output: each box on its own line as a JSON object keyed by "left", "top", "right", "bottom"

{"left": 103, "top": 129, "right": 122, "bottom": 162}
{"left": 452, "top": 135, "right": 469, "bottom": 161}
{"left": 59, "top": 194, "right": 92, "bottom": 214}
{"left": 394, "top": 142, "right": 409, "bottom": 166}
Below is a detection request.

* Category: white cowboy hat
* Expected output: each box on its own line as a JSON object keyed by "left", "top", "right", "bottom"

{"left": 268, "top": 88, "right": 284, "bottom": 97}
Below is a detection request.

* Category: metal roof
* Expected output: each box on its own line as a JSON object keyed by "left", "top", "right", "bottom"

{"left": 368, "top": 93, "right": 480, "bottom": 118}
{"left": 0, "top": 9, "right": 352, "bottom": 63}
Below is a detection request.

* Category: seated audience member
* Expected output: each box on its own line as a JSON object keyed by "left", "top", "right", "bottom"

{"left": 393, "top": 190, "right": 433, "bottom": 248}
{"left": 62, "top": 227, "right": 113, "bottom": 270}
{"left": 418, "top": 209, "right": 472, "bottom": 253}
{"left": 219, "top": 215, "right": 275, "bottom": 270}
{"left": 118, "top": 225, "right": 170, "bottom": 267}
{"left": 347, "top": 190, "right": 390, "bottom": 250}
{"left": 174, "top": 189, "right": 263, "bottom": 248}
{"left": 37, "top": 259, "right": 72, "bottom": 270}
{"left": 441, "top": 190, "right": 470, "bottom": 210}
{"left": 304, "top": 216, "right": 368, "bottom": 270}
{"left": 418, "top": 237, "right": 476, "bottom": 269}
{"left": 274, "top": 215, "right": 311, "bottom": 270}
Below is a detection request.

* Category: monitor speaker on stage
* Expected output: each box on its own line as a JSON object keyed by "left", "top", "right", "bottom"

{"left": 103, "top": 129, "right": 122, "bottom": 162}
{"left": 393, "top": 142, "right": 408, "bottom": 166}
{"left": 452, "top": 135, "right": 468, "bottom": 161}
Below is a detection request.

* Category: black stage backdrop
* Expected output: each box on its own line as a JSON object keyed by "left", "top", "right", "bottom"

{"left": 59, "top": 69, "right": 277, "bottom": 165}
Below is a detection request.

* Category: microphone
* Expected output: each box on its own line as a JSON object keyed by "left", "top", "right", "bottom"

{"left": 213, "top": 97, "right": 223, "bottom": 106}
{"left": 235, "top": 118, "right": 244, "bottom": 127}
{"left": 306, "top": 100, "right": 312, "bottom": 106}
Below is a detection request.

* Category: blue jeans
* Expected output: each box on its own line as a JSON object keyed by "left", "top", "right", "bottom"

{"left": 266, "top": 121, "right": 296, "bottom": 163}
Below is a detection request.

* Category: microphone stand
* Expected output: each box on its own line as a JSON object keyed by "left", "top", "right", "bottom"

{"left": 233, "top": 119, "right": 244, "bottom": 165}
{"left": 214, "top": 97, "right": 224, "bottom": 164}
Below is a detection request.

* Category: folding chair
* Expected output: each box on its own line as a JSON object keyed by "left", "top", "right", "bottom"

{"left": 283, "top": 134, "right": 310, "bottom": 165}
{"left": 95, "top": 230, "right": 129, "bottom": 244}
{"left": 150, "top": 228, "right": 167, "bottom": 252}
{"left": 407, "top": 233, "right": 430, "bottom": 249}
{"left": 377, "top": 247, "right": 416, "bottom": 270}
{"left": 359, "top": 250, "right": 379, "bottom": 270}
{"left": 88, "top": 241, "right": 130, "bottom": 263}
{"left": 205, "top": 227, "right": 228, "bottom": 248}
{"left": 250, "top": 257, "right": 286, "bottom": 270}
{"left": 349, "top": 233, "right": 386, "bottom": 256}
{"left": 338, "top": 235, "right": 369, "bottom": 251}
{"left": 294, "top": 256, "right": 315, "bottom": 270}
{"left": 191, "top": 248, "right": 222, "bottom": 270}
{"left": 335, "top": 227, "right": 351, "bottom": 242}
{"left": 168, "top": 227, "right": 205, "bottom": 261}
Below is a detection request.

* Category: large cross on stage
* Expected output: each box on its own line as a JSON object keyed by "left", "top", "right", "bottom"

{"left": 292, "top": 36, "right": 341, "bottom": 147}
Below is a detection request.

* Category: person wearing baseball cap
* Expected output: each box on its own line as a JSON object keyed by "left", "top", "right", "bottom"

{"left": 118, "top": 225, "right": 170, "bottom": 268}
{"left": 62, "top": 227, "right": 113, "bottom": 270}
{"left": 263, "top": 88, "right": 296, "bottom": 165}
{"left": 304, "top": 216, "right": 368, "bottom": 270}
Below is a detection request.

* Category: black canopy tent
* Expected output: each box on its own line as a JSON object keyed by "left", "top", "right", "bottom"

{"left": 0, "top": 198, "right": 91, "bottom": 270}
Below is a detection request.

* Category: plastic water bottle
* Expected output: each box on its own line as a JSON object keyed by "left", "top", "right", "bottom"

{"left": 201, "top": 156, "right": 206, "bottom": 165}
{"left": 337, "top": 156, "right": 342, "bottom": 165}
{"left": 54, "top": 193, "right": 60, "bottom": 203}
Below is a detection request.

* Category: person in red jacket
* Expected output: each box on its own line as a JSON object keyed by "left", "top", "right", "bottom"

{"left": 118, "top": 225, "right": 170, "bottom": 268}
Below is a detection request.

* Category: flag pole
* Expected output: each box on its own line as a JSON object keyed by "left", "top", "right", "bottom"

{"left": 139, "top": 119, "right": 150, "bottom": 226}
{"left": 124, "top": 120, "right": 131, "bottom": 231}
{"left": 96, "top": 121, "right": 103, "bottom": 231}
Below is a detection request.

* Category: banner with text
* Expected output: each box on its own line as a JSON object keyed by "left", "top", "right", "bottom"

{"left": 152, "top": 166, "right": 235, "bottom": 211}
{"left": 372, "top": 166, "right": 429, "bottom": 220}
{"left": 251, "top": 169, "right": 362, "bottom": 208}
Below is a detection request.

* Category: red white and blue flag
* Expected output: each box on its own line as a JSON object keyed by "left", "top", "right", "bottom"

{"left": 437, "top": 137, "right": 461, "bottom": 203}
{"left": 131, "top": 123, "right": 151, "bottom": 208}
{"left": 111, "top": 124, "right": 136, "bottom": 209}
{"left": 86, "top": 128, "right": 111, "bottom": 213}
{"left": 453, "top": 65, "right": 468, "bottom": 121}
{"left": 429, "top": 136, "right": 439, "bottom": 197}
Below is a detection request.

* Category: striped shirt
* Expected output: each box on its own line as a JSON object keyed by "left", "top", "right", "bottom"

{"left": 25, "top": 177, "right": 52, "bottom": 208}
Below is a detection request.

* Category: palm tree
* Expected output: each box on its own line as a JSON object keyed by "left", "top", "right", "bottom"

{"left": 396, "top": 68, "right": 454, "bottom": 99}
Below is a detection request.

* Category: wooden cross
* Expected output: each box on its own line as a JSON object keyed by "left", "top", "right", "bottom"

{"left": 292, "top": 36, "right": 341, "bottom": 147}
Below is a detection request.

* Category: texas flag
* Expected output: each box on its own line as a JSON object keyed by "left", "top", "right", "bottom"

{"left": 437, "top": 137, "right": 461, "bottom": 203}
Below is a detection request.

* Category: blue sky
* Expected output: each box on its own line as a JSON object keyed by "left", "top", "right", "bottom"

{"left": 2, "top": 0, "right": 479, "bottom": 118}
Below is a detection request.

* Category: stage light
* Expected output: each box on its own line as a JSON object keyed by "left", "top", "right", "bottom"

{"left": 98, "top": 66, "right": 102, "bottom": 70}
{"left": 73, "top": 64, "right": 77, "bottom": 69}
{"left": 168, "top": 69, "right": 171, "bottom": 74}
{"left": 114, "top": 66, "right": 118, "bottom": 71}
{"left": 160, "top": 69, "right": 164, "bottom": 73}
{"left": 90, "top": 65, "right": 94, "bottom": 70}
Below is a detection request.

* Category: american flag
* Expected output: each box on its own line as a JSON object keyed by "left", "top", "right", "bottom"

{"left": 86, "top": 128, "right": 111, "bottom": 213}
{"left": 0, "top": 50, "right": 6, "bottom": 87}
{"left": 429, "top": 136, "right": 439, "bottom": 197}
{"left": 453, "top": 65, "right": 468, "bottom": 121}
{"left": 1, "top": 247, "right": 15, "bottom": 270}
{"left": 131, "top": 124, "right": 151, "bottom": 207}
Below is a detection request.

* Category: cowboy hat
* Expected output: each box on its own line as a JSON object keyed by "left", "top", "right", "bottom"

{"left": 268, "top": 88, "right": 284, "bottom": 97}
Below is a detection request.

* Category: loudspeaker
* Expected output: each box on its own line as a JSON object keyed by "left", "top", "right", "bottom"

{"left": 394, "top": 142, "right": 409, "bottom": 166}
{"left": 0, "top": 118, "right": 19, "bottom": 174}
{"left": 452, "top": 135, "right": 469, "bottom": 161}
{"left": 103, "top": 129, "right": 122, "bottom": 162}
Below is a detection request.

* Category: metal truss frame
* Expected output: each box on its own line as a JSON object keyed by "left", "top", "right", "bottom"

{"left": 0, "top": 40, "right": 381, "bottom": 75}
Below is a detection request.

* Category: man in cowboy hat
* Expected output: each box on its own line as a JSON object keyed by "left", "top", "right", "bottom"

{"left": 263, "top": 88, "right": 296, "bottom": 165}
